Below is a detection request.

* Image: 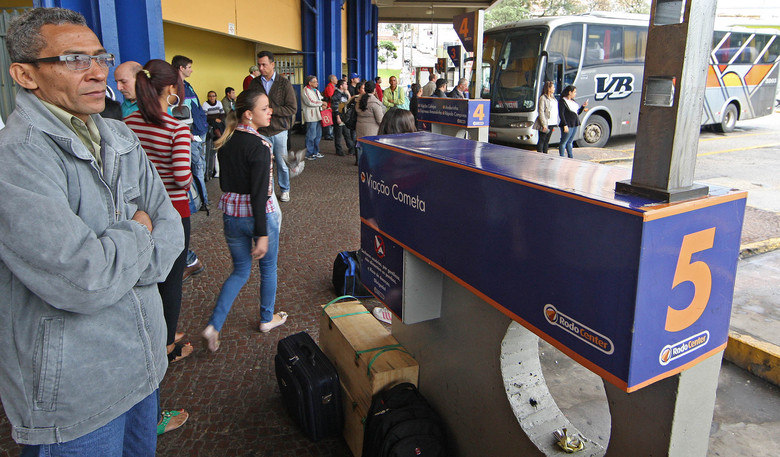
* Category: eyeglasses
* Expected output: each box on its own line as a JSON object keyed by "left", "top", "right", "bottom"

{"left": 30, "top": 53, "right": 115, "bottom": 71}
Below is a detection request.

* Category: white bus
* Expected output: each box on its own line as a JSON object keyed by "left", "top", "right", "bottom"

{"left": 478, "top": 13, "right": 780, "bottom": 148}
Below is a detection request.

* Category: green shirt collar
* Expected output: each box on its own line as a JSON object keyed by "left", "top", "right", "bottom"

{"left": 40, "top": 99, "right": 103, "bottom": 171}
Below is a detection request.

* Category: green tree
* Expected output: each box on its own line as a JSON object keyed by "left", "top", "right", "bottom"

{"left": 378, "top": 41, "right": 397, "bottom": 66}
{"left": 485, "top": 0, "right": 531, "bottom": 29}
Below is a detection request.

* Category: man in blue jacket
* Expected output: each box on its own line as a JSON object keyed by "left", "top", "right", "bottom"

{"left": 172, "top": 54, "right": 210, "bottom": 211}
{"left": 0, "top": 8, "right": 183, "bottom": 455}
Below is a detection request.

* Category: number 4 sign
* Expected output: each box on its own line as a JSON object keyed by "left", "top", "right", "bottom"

{"left": 453, "top": 12, "right": 477, "bottom": 53}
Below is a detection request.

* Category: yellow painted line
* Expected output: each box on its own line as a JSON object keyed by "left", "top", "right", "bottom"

{"left": 593, "top": 141, "right": 779, "bottom": 162}
{"left": 725, "top": 331, "right": 780, "bottom": 387}
{"left": 697, "top": 143, "right": 780, "bottom": 157}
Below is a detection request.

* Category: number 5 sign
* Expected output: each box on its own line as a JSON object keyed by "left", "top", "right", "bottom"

{"left": 629, "top": 195, "right": 745, "bottom": 389}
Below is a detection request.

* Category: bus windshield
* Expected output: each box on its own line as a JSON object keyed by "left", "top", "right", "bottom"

{"left": 492, "top": 28, "right": 546, "bottom": 113}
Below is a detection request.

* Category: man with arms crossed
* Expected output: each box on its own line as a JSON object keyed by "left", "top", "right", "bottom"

{"left": 249, "top": 50, "right": 296, "bottom": 202}
{"left": 0, "top": 7, "right": 183, "bottom": 456}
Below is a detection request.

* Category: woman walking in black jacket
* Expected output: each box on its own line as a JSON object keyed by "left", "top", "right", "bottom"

{"left": 202, "top": 89, "right": 288, "bottom": 352}
{"left": 558, "top": 85, "right": 588, "bottom": 158}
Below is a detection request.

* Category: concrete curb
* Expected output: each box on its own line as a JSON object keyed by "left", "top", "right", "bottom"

{"left": 739, "top": 237, "right": 780, "bottom": 259}
{"left": 590, "top": 155, "right": 633, "bottom": 164}
{"left": 724, "top": 331, "right": 780, "bottom": 387}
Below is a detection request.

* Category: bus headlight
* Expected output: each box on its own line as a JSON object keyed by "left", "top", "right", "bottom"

{"left": 509, "top": 121, "right": 534, "bottom": 128}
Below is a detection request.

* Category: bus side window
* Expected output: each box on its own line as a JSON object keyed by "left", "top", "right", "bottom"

{"left": 751, "top": 34, "right": 778, "bottom": 64}
{"left": 764, "top": 35, "right": 780, "bottom": 63}
{"left": 584, "top": 25, "right": 623, "bottom": 67}
{"left": 624, "top": 27, "right": 647, "bottom": 63}
{"left": 547, "top": 24, "right": 583, "bottom": 86}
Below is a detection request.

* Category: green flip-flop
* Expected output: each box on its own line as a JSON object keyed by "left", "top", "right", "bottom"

{"left": 157, "top": 409, "right": 188, "bottom": 435}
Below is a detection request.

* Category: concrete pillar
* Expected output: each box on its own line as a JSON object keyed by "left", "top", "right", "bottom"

{"left": 617, "top": 0, "right": 718, "bottom": 202}
{"left": 603, "top": 351, "right": 723, "bottom": 457}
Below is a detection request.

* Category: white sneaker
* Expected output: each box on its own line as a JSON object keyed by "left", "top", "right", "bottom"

{"left": 280, "top": 191, "right": 290, "bottom": 202}
{"left": 314, "top": 153, "right": 324, "bottom": 158}
{"left": 372, "top": 307, "right": 393, "bottom": 324}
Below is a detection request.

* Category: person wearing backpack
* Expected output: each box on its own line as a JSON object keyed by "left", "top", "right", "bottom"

{"left": 332, "top": 79, "right": 354, "bottom": 156}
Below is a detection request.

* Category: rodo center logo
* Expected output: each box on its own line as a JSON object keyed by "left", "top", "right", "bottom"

{"left": 543, "top": 304, "right": 614, "bottom": 355}
{"left": 658, "top": 330, "right": 709, "bottom": 366}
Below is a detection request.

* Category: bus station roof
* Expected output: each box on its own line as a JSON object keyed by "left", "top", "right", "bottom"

{"left": 375, "top": 0, "right": 499, "bottom": 23}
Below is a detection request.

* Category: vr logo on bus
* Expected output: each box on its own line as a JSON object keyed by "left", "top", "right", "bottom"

{"left": 594, "top": 73, "right": 634, "bottom": 101}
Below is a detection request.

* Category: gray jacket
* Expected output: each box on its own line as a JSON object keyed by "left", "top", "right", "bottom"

{"left": 0, "top": 90, "right": 184, "bottom": 445}
{"left": 532, "top": 94, "right": 556, "bottom": 131}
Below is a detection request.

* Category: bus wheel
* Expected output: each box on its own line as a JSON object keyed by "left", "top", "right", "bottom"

{"left": 576, "top": 114, "right": 610, "bottom": 148}
{"left": 715, "top": 103, "right": 738, "bottom": 133}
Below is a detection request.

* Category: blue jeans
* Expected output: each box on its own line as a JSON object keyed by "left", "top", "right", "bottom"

{"left": 305, "top": 121, "right": 322, "bottom": 157}
{"left": 190, "top": 139, "right": 209, "bottom": 205}
{"left": 209, "top": 202, "right": 281, "bottom": 330}
{"left": 267, "top": 131, "right": 290, "bottom": 192}
{"left": 559, "top": 125, "right": 578, "bottom": 158}
{"left": 21, "top": 390, "right": 158, "bottom": 457}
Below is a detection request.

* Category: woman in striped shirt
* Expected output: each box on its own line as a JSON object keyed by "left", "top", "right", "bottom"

{"left": 201, "top": 89, "right": 287, "bottom": 353}
{"left": 125, "top": 60, "right": 194, "bottom": 365}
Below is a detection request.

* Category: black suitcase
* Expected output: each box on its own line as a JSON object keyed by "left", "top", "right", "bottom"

{"left": 275, "top": 332, "right": 343, "bottom": 441}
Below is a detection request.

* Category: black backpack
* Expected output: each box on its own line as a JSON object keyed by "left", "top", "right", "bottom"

{"left": 343, "top": 99, "right": 358, "bottom": 130}
{"left": 362, "top": 383, "right": 448, "bottom": 457}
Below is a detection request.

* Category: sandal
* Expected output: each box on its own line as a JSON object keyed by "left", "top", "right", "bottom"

{"left": 174, "top": 332, "right": 185, "bottom": 344}
{"left": 259, "top": 311, "right": 288, "bottom": 333}
{"left": 157, "top": 409, "right": 189, "bottom": 435}
{"left": 167, "top": 342, "right": 193, "bottom": 363}
{"left": 201, "top": 325, "right": 220, "bottom": 352}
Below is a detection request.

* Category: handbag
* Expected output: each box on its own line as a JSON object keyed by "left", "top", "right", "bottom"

{"left": 320, "top": 108, "right": 333, "bottom": 127}
{"left": 170, "top": 104, "right": 193, "bottom": 125}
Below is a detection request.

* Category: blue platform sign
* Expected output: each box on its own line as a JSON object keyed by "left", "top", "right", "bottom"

{"left": 358, "top": 132, "right": 745, "bottom": 392}
{"left": 417, "top": 98, "right": 490, "bottom": 128}
{"left": 447, "top": 45, "right": 461, "bottom": 67}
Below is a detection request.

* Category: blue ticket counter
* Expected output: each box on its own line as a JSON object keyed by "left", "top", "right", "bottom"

{"left": 358, "top": 132, "right": 745, "bottom": 393}
{"left": 416, "top": 97, "right": 491, "bottom": 141}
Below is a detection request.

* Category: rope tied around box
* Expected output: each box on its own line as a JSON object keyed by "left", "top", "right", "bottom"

{"left": 322, "top": 296, "right": 411, "bottom": 376}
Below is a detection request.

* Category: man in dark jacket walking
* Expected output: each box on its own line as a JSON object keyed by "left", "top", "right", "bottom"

{"left": 249, "top": 51, "right": 297, "bottom": 202}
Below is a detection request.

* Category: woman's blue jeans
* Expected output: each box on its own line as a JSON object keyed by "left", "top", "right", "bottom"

{"left": 559, "top": 125, "right": 578, "bottom": 158}
{"left": 305, "top": 121, "right": 322, "bottom": 157}
{"left": 208, "top": 203, "right": 281, "bottom": 331}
